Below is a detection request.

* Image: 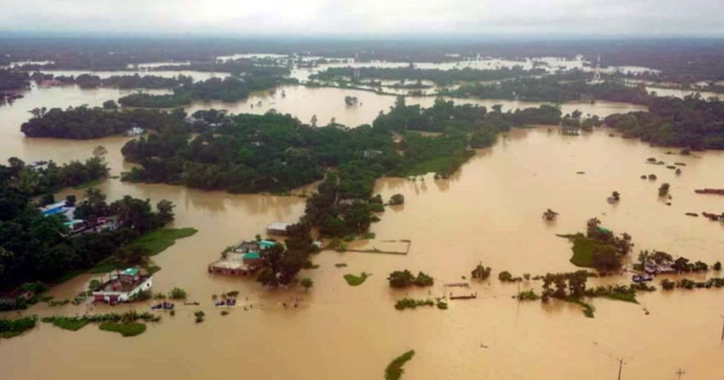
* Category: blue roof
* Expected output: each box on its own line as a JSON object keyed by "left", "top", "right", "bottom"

{"left": 43, "top": 207, "right": 66, "bottom": 216}
{"left": 243, "top": 252, "right": 260, "bottom": 260}
{"left": 121, "top": 268, "right": 140, "bottom": 276}
{"left": 259, "top": 240, "right": 276, "bottom": 248}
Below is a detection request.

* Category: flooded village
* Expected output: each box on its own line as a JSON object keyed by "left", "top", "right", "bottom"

{"left": 0, "top": 33, "right": 722, "bottom": 380}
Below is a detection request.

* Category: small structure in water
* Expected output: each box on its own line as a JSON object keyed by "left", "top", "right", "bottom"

{"left": 266, "top": 222, "right": 294, "bottom": 235}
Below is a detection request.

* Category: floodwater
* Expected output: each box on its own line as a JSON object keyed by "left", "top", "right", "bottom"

{"left": 0, "top": 83, "right": 722, "bottom": 380}
{"left": 185, "top": 84, "right": 645, "bottom": 127}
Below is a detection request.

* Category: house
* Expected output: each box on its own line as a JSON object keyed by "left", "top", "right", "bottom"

{"left": 91, "top": 268, "right": 152, "bottom": 304}
{"left": 41, "top": 201, "right": 75, "bottom": 219}
{"left": 266, "top": 222, "right": 293, "bottom": 235}
{"left": 64, "top": 216, "right": 119, "bottom": 236}
{"left": 208, "top": 239, "right": 275, "bottom": 276}
{"left": 126, "top": 127, "right": 146, "bottom": 136}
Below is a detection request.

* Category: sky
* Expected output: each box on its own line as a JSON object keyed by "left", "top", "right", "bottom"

{"left": 0, "top": 0, "right": 722, "bottom": 37}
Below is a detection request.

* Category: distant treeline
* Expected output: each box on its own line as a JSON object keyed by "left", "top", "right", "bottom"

{"left": 118, "top": 75, "right": 293, "bottom": 107}
{"left": 311, "top": 66, "right": 542, "bottom": 86}
{"left": 31, "top": 72, "right": 194, "bottom": 89}
{"left": 150, "top": 59, "right": 290, "bottom": 76}
{"left": 20, "top": 105, "right": 187, "bottom": 139}
{"left": 604, "top": 95, "right": 723, "bottom": 150}
{"left": 441, "top": 77, "right": 651, "bottom": 105}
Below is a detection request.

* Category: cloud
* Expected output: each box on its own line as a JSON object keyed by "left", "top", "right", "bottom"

{"left": 0, "top": 0, "right": 721, "bottom": 37}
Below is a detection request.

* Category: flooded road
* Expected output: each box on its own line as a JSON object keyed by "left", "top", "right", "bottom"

{"left": 0, "top": 83, "right": 721, "bottom": 380}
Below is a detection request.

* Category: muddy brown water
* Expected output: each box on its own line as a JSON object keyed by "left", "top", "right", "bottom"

{"left": 0, "top": 85, "right": 721, "bottom": 380}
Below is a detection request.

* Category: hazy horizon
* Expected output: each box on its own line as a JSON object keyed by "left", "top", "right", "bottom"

{"left": 0, "top": 0, "right": 722, "bottom": 38}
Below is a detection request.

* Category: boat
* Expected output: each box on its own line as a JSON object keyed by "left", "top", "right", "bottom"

{"left": 632, "top": 274, "right": 653, "bottom": 283}
{"left": 151, "top": 302, "right": 175, "bottom": 310}
{"left": 694, "top": 188, "right": 724, "bottom": 195}
{"left": 215, "top": 298, "right": 237, "bottom": 307}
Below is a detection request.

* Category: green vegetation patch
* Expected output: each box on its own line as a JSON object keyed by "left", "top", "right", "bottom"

{"left": 559, "top": 234, "right": 597, "bottom": 268}
{"left": 385, "top": 349, "right": 416, "bottom": 380}
{"left": 563, "top": 297, "right": 596, "bottom": 318}
{"left": 0, "top": 316, "right": 38, "bottom": 338}
{"left": 343, "top": 272, "right": 370, "bottom": 286}
{"left": 99, "top": 322, "right": 146, "bottom": 337}
{"left": 43, "top": 316, "right": 89, "bottom": 331}
{"left": 131, "top": 228, "right": 198, "bottom": 256}
{"left": 73, "top": 179, "right": 105, "bottom": 190}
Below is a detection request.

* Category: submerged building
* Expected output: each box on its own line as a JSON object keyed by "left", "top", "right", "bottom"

{"left": 91, "top": 268, "right": 152, "bottom": 304}
{"left": 208, "top": 239, "right": 276, "bottom": 276}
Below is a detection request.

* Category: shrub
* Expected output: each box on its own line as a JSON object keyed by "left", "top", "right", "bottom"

{"left": 471, "top": 264, "right": 492, "bottom": 280}
{"left": 168, "top": 287, "right": 187, "bottom": 300}
{"left": 516, "top": 290, "right": 540, "bottom": 301}
{"left": 498, "top": 271, "right": 513, "bottom": 282}
{"left": 414, "top": 272, "right": 434, "bottom": 287}
{"left": 388, "top": 270, "right": 415, "bottom": 288}
{"left": 714, "top": 262, "right": 722, "bottom": 271}
{"left": 658, "top": 183, "right": 670, "bottom": 197}
{"left": 389, "top": 194, "right": 405, "bottom": 206}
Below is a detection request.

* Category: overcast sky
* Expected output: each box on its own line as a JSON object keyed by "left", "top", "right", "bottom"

{"left": 0, "top": 0, "right": 722, "bottom": 37}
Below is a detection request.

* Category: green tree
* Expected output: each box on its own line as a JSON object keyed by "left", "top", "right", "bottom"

{"left": 387, "top": 270, "right": 415, "bottom": 288}
{"left": 301, "top": 277, "right": 313, "bottom": 292}
{"left": 389, "top": 194, "right": 405, "bottom": 206}
{"left": 102, "top": 100, "right": 119, "bottom": 110}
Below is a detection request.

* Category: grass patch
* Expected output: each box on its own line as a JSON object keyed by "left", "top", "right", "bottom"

{"left": 343, "top": 272, "right": 370, "bottom": 286}
{"left": 88, "top": 261, "right": 118, "bottom": 274}
{"left": 1, "top": 330, "right": 24, "bottom": 339}
{"left": 559, "top": 234, "right": 596, "bottom": 268}
{"left": 334, "top": 263, "right": 348, "bottom": 268}
{"left": 99, "top": 322, "right": 146, "bottom": 337}
{"left": 406, "top": 157, "right": 457, "bottom": 176}
{"left": 73, "top": 179, "right": 105, "bottom": 190}
{"left": 130, "top": 228, "right": 198, "bottom": 256}
{"left": 385, "top": 350, "right": 416, "bottom": 380}
{"left": 44, "top": 317, "right": 89, "bottom": 331}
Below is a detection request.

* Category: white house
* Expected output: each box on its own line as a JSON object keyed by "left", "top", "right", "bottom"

{"left": 91, "top": 268, "right": 152, "bottom": 304}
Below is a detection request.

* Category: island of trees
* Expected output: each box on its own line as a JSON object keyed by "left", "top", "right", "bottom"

{"left": 603, "top": 95, "right": 723, "bottom": 149}
{"left": 21, "top": 105, "right": 187, "bottom": 139}
{"left": 117, "top": 75, "right": 292, "bottom": 107}
{"left": 311, "top": 65, "right": 541, "bottom": 86}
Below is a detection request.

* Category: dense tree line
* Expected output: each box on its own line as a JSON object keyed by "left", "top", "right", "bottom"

{"left": 150, "top": 59, "right": 291, "bottom": 77}
{"left": 0, "top": 166, "right": 175, "bottom": 291}
{"left": 20, "top": 105, "right": 188, "bottom": 139}
{"left": 31, "top": 72, "right": 194, "bottom": 89}
{"left": 0, "top": 69, "right": 31, "bottom": 91}
{"left": 603, "top": 95, "right": 723, "bottom": 149}
{"left": 4, "top": 157, "right": 108, "bottom": 196}
{"left": 442, "top": 77, "right": 651, "bottom": 105}
{"left": 117, "top": 75, "right": 288, "bottom": 107}
{"left": 311, "top": 66, "right": 541, "bottom": 86}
